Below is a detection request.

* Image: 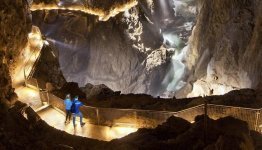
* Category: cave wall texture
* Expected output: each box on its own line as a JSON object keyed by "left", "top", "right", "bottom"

{"left": 0, "top": 0, "right": 261, "bottom": 149}
{"left": 0, "top": 0, "right": 261, "bottom": 100}
{"left": 30, "top": 0, "right": 138, "bottom": 21}
{"left": 186, "top": 0, "right": 262, "bottom": 97}
{"left": 0, "top": 1, "right": 104, "bottom": 149}
{"left": 31, "top": 0, "right": 262, "bottom": 98}
{"left": 32, "top": 0, "right": 198, "bottom": 96}
{"left": 32, "top": 0, "right": 136, "bottom": 11}
{"left": 0, "top": 0, "right": 32, "bottom": 105}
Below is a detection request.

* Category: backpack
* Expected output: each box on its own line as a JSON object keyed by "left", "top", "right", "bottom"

{"left": 70, "top": 101, "right": 76, "bottom": 113}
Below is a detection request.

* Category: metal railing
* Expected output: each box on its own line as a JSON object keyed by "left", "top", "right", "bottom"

{"left": 45, "top": 92, "right": 262, "bottom": 132}
{"left": 21, "top": 41, "right": 262, "bottom": 132}
{"left": 47, "top": 92, "right": 204, "bottom": 128}
{"left": 207, "top": 104, "right": 261, "bottom": 131}
{"left": 23, "top": 45, "right": 42, "bottom": 89}
{"left": 24, "top": 68, "right": 262, "bottom": 132}
{"left": 23, "top": 63, "right": 262, "bottom": 132}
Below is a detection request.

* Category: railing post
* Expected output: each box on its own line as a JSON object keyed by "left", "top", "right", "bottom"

{"left": 255, "top": 111, "right": 260, "bottom": 131}
{"left": 134, "top": 111, "right": 137, "bottom": 128}
{"left": 24, "top": 66, "right": 26, "bottom": 81}
{"left": 36, "top": 79, "right": 39, "bottom": 90}
{"left": 46, "top": 91, "right": 50, "bottom": 105}
{"left": 96, "top": 108, "right": 100, "bottom": 125}
{"left": 204, "top": 99, "right": 208, "bottom": 146}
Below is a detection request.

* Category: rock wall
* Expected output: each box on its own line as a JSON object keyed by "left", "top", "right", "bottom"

{"left": 33, "top": 44, "right": 66, "bottom": 89}
{"left": 0, "top": 0, "right": 31, "bottom": 56}
{"left": 0, "top": 2, "right": 104, "bottom": 149}
{"left": 31, "top": 0, "right": 138, "bottom": 21}
{"left": 31, "top": 0, "right": 261, "bottom": 98}
{"left": 0, "top": 0, "right": 31, "bottom": 105}
{"left": 32, "top": 0, "right": 198, "bottom": 96}
{"left": 32, "top": 0, "right": 136, "bottom": 11}
{"left": 185, "top": 0, "right": 262, "bottom": 97}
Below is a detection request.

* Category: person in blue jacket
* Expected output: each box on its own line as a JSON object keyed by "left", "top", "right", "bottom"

{"left": 64, "top": 94, "right": 72, "bottom": 124}
{"left": 71, "top": 96, "right": 85, "bottom": 127}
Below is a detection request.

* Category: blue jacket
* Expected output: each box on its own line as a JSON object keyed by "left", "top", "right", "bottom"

{"left": 73, "top": 100, "right": 83, "bottom": 114}
{"left": 64, "top": 99, "right": 72, "bottom": 110}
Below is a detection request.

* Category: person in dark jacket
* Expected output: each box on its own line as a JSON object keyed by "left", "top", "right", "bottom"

{"left": 64, "top": 94, "right": 72, "bottom": 124}
{"left": 71, "top": 96, "right": 85, "bottom": 127}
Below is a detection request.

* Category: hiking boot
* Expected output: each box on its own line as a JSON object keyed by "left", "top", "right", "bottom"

{"left": 80, "top": 123, "right": 85, "bottom": 127}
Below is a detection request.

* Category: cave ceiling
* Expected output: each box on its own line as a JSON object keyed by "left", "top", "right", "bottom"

{"left": 30, "top": 0, "right": 138, "bottom": 21}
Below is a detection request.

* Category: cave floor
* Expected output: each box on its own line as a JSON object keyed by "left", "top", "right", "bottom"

{"left": 37, "top": 107, "right": 138, "bottom": 141}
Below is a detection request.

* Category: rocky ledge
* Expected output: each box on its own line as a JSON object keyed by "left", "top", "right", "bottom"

{"left": 53, "top": 83, "right": 262, "bottom": 111}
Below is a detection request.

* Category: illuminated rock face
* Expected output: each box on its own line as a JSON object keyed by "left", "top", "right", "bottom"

{"left": 0, "top": 0, "right": 31, "bottom": 105}
{"left": 185, "top": 0, "right": 262, "bottom": 97}
{"left": 32, "top": 0, "right": 261, "bottom": 97}
{"left": 31, "top": 0, "right": 138, "bottom": 21}
{"left": 0, "top": 0, "right": 31, "bottom": 55}
{"left": 32, "top": 0, "right": 198, "bottom": 96}
{"left": 32, "top": 0, "right": 136, "bottom": 11}
{"left": 33, "top": 11, "right": 148, "bottom": 93}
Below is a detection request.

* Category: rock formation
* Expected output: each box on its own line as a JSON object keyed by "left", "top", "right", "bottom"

{"left": 81, "top": 83, "right": 120, "bottom": 100}
{"left": 96, "top": 115, "right": 262, "bottom": 150}
{"left": 53, "top": 85, "right": 262, "bottom": 111}
{"left": 0, "top": 0, "right": 31, "bottom": 106}
{"left": 31, "top": 0, "right": 138, "bottom": 21}
{"left": 32, "top": 0, "right": 198, "bottom": 96}
{"left": 33, "top": 44, "right": 66, "bottom": 89}
{"left": 185, "top": 0, "right": 262, "bottom": 98}
{"left": 1, "top": 0, "right": 262, "bottom": 149}
{"left": 0, "top": 0, "right": 31, "bottom": 57}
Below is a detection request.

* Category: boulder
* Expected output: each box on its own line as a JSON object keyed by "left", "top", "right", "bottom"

{"left": 81, "top": 83, "right": 120, "bottom": 100}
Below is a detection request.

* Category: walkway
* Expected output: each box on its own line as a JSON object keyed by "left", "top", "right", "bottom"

{"left": 11, "top": 26, "right": 137, "bottom": 141}
{"left": 12, "top": 26, "right": 261, "bottom": 142}
{"left": 11, "top": 26, "right": 44, "bottom": 110}
{"left": 38, "top": 107, "right": 137, "bottom": 141}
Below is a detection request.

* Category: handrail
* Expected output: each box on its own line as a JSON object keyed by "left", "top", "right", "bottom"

{"left": 52, "top": 94, "right": 262, "bottom": 112}
{"left": 47, "top": 92, "right": 262, "bottom": 131}
{"left": 207, "top": 103, "right": 261, "bottom": 111}
{"left": 52, "top": 94, "right": 203, "bottom": 114}
{"left": 21, "top": 43, "right": 261, "bottom": 132}
{"left": 24, "top": 47, "right": 42, "bottom": 80}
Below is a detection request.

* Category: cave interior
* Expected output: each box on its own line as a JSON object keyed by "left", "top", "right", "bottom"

{"left": 0, "top": 0, "right": 261, "bottom": 149}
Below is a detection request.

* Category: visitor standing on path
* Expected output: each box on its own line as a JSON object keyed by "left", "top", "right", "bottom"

{"left": 71, "top": 96, "right": 85, "bottom": 128}
{"left": 64, "top": 94, "right": 72, "bottom": 124}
